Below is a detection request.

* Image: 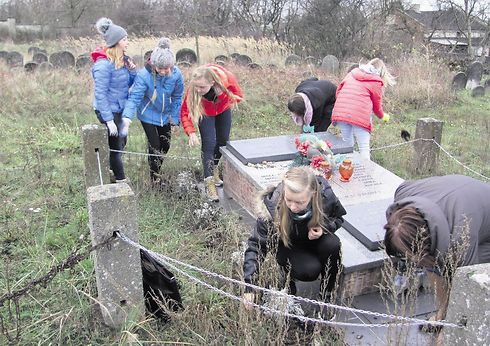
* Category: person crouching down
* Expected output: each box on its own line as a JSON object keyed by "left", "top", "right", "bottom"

{"left": 242, "top": 166, "right": 346, "bottom": 312}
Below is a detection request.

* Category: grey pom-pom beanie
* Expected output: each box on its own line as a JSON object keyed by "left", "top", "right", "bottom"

{"left": 95, "top": 17, "right": 127, "bottom": 48}
{"left": 150, "top": 38, "right": 175, "bottom": 68}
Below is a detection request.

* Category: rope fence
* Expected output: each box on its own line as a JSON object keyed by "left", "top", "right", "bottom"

{"left": 116, "top": 231, "right": 464, "bottom": 330}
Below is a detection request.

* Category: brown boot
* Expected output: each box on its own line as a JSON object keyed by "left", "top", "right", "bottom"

{"left": 213, "top": 167, "right": 223, "bottom": 187}
{"left": 204, "top": 176, "right": 219, "bottom": 202}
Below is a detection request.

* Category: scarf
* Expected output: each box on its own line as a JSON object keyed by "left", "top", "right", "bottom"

{"left": 290, "top": 93, "right": 313, "bottom": 127}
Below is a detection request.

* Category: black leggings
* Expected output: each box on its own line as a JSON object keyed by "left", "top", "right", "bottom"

{"left": 276, "top": 232, "right": 342, "bottom": 293}
{"left": 95, "top": 111, "right": 127, "bottom": 180}
{"left": 198, "top": 109, "right": 232, "bottom": 178}
{"left": 141, "top": 122, "right": 171, "bottom": 180}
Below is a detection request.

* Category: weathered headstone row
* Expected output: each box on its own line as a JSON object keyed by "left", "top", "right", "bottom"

{"left": 282, "top": 54, "right": 341, "bottom": 74}
{"left": 451, "top": 61, "right": 486, "bottom": 97}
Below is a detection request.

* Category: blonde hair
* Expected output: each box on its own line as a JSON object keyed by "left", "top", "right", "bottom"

{"left": 186, "top": 65, "right": 239, "bottom": 124}
{"left": 105, "top": 45, "right": 125, "bottom": 69}
{"left": 369, "top": 58, "right": 396, "bottom": 87}
{"left": 275, "top": 167, "right": 325, "bottom": 247}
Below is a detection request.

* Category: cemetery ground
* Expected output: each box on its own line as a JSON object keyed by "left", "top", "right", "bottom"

{"left": 1, "top": 38, "right": 490, "bottom": 344}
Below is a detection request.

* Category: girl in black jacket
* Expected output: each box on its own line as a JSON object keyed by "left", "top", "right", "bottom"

{"left": 242, "top": 166, "right": 346, "bottom": 307}
{"left": 287, "top": 78, "right": 337, "bottom": 133}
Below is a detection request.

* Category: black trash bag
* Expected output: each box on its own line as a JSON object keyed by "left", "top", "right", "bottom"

{"left": 140, "top": 249, "right": 184, "bottom": 321}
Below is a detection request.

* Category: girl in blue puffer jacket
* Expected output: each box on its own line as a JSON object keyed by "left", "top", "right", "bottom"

{"left": 122, "top": 38, "right": 184, "bottom": 186}
{"left": 91, "top": 17, "right": 136, "bottom": 182}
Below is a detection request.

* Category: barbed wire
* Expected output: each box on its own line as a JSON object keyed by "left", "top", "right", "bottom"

{"left": 0, "top": 235, "right": 116, "bottom": 306}
{"left": 116, "top": 231, "right": 463, "bottom": 329}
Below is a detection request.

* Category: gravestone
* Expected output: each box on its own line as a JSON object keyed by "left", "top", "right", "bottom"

{"left": 321, "top": 55, "right": 339, "bottom": 74}
{"left": 176, "top": 48, "right": 197, "bottom": 64}
{"left": 285, "top": 54, "right": 302, "bottom": 66}
{"left": 7, "top": 51, "right": 24, "bottom": 68}
{"left": 485, "top": 79, "right": 490, "bottom": 94}
{"left": 230, "top": 52, "right": 240, "bottom": 60}
{"left": 38, "top": 61, "right": 53, "bottom": 71}
{"left": 50, "top": 51, "right": 75, "bottom": 68}
{"left": 248, "top": 63, "right": 262, "bottom": 70}
{"left": 220, "top": 144, "right": 403, "bottom": 297}
{"left": 413, "top": 118, "right": 443, "bottom": 175}
{"left": 451, "top": 72, "right": 467, "bottom": 91}
{"left": 76, "top": 55, "right": 92, "bottom": 70}
{"left": 226, "top": 132, "right": 352, "bottom": 165}
{"left": 215, "top": 55, "right": 229, "bottom": 63}
{"left": 471, "top": 85, "right": 485, "bottom": 97}
{"left": 24, "top": 61, "right": 38, "bottom": 73}
{"left": 0, "top": 50, "right": 8, "bottom": 64}
{"left": 28, "top": 46, "right": 40, "bottom": 56}
{"left": 305, "top": 56, "right": 319, "bottom": 66}
{"left": 465, "top": 61, "right": 483, "bottom": 90}
{"left": 234, "top": 54, "right": 252, "bottom": 66}
{"left": 143, "top": 50, "right": 152, "bottom": 62}
{"left": 32, "top": 52, "right": 48, "bottom": 64}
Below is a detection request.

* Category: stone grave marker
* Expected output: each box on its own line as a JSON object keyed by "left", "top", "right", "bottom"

{"left": 305, "top": 56, "right": 319, "bottom": 66}
{"left": 0, "top": 50, "right": 8, "bottom": 64}
{"left": 285, "top": 54, "right": 302, "bottom": 66}
{"left": 451, "top": 72, "right": 467, "bottom": 91}
{"left": 215, "top": 55, "right": 229, "bottom": 63}
{"left": 32, "top": 52, "right": 48, "bottom": 64}
{"left": 76, "top": 55, "right": 92, "bottom": 70}
{"left": 7, "top": 51, "right": 24, "bottom": 68}
{"left": 465, "top": 61, "right": 483, "bottom": 90}
{"left": 471, "top": 85, "right": 485, "bottom": 97}
{"left": 226, "top": 132, "right": 352, "bottom": 165}
{"left": 321, "top": 55, "right": 339, "bottom": 74}
{"left": 485, "top": 79, "right": 490, "bottom": 94}
{"left": 24, "top": 61, "right": 38, "bottom": 73}
{"left": 234, "top": 54, "right": 252, "bottom": 66}
{"left": 230, "top": 52, "right": 240, "bottom": 60}
{"left": 38, "top": 61, "right": 53, "bottom": 71}
{"left": 49, "top": 51, "right": 75, "bottom": 68}
{"left": 176, "top": 48, "right": 197, "bottom": 64}
{"left": 144, "top": 50, "right": 152, "bottom": 62}
{"left": 248, "top": 63, "right": 262, "bottom": 70}
{"left": 28, "top": 46, "right": 40, "bottom": 56}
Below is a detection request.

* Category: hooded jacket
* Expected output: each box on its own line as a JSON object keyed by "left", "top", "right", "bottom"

{"left": 331, "top": 67, "right": 385, "bottom": 133}
{"left": 122, "top": 63, "right": 184, "bottom": 126}
{"left": 295, "top": 78, "right": 337, "bottom": 132}
{"left": 386, "top": 175, "right": 490, "bottom": 267}
{"left": 91, "top": 47, "right": 136, "bottom": 122}
{"left": 243, "top": 176, "right": 346, "bottom": 286}
{"left": 180, "top": 64, "right": 243, "bottom": 135}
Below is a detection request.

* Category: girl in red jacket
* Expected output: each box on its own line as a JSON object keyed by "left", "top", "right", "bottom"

{"left": 331, "top": 58, "right": 395, "bottom": 160}
{"left": 180, "top": 64, "right": 243, "bottom": 201}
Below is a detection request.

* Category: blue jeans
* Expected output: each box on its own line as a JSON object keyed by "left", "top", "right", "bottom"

{"left": 198, "top": 109, "right": 232, "bottom": 178}
{"left": 337, "top": 122, "right": 371, "bottom": 160}
{"left": 95, "top": 111, "right": 127, "bottom": 180}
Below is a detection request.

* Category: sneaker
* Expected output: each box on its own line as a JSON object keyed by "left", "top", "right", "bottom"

{"left": 213, "top": 168, "right": 223, "bottom": 187}
{"left": 204, "top": 176, "right": 219, "bottom": 202}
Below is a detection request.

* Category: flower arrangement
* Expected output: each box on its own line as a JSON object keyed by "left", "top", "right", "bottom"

{"left": 291, "top": 133, "right": 342, "bottom": 180}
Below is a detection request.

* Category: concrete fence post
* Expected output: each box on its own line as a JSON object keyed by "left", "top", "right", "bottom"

{"left": 81, "top": 124, "right": 110, "bottom": 188}
{"left": 7, "top": 18, "right": 16, "bottom": 40}
{"left": 444, "top": 263, "right": 490, "bottom": 345}
{"left": 413, "top": 118, "right": 443, "bottom": 174}
{"left": 87, "top": 183, "right": 144, "bottom": 328}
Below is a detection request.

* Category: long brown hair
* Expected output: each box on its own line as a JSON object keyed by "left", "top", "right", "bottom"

{"left": 384, "top": 206, "right": 435, "bottom": 267}
{"left": 186, "top": 65, "right": 239, "bottom": 124}
{"left": 105, "top": 45, "right": 125, "bottom": 69}
{"left": 275, "top": 167, "right": 325, "bottom": 248}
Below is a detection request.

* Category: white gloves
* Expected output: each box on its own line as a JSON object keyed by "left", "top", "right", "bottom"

{"left": 106, "top": 120, "right": 118, "bottom": 136}
{"left": 119, "top": 118, "right": 132, "bottom": 138}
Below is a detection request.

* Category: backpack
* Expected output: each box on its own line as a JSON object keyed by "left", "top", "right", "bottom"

{"left": 140, "top": 249, "right": 184, "bottom": 321}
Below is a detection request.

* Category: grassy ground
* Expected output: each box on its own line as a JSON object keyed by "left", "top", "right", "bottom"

{"left": 0, "top": 41, "right": 489, "bottom": 345}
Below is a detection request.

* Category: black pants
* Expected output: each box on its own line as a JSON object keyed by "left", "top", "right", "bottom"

{"left": 198, "top": 109, "right": 232, "bottom": 178}
{"left": 141, "top": 122, "right": 171, "bottom": 180}
{"left": 276, "top": 232, "right": 342, "bottom": 294}
{"left": 95, "top": 111, "right": 127, "bottom": 180}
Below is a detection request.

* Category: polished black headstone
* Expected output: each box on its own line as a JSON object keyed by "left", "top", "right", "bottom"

{"left": 226, "top": 132, "right": 352, "bottom": 165}
{"left": 342, "top": 198, "right": 393, "bottom": 251}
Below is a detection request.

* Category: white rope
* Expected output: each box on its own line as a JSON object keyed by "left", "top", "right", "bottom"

{"left": 116, "top": 232, "right": 462, "bottom": 329}
{"left": 109, "top": 149, "right": 198, "bottom": 161}
{"left": 370, "top": 138, "right": 489, "bottom": 181}
{"left": 95, "top": 150, "right": 103, "bottom": 186}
